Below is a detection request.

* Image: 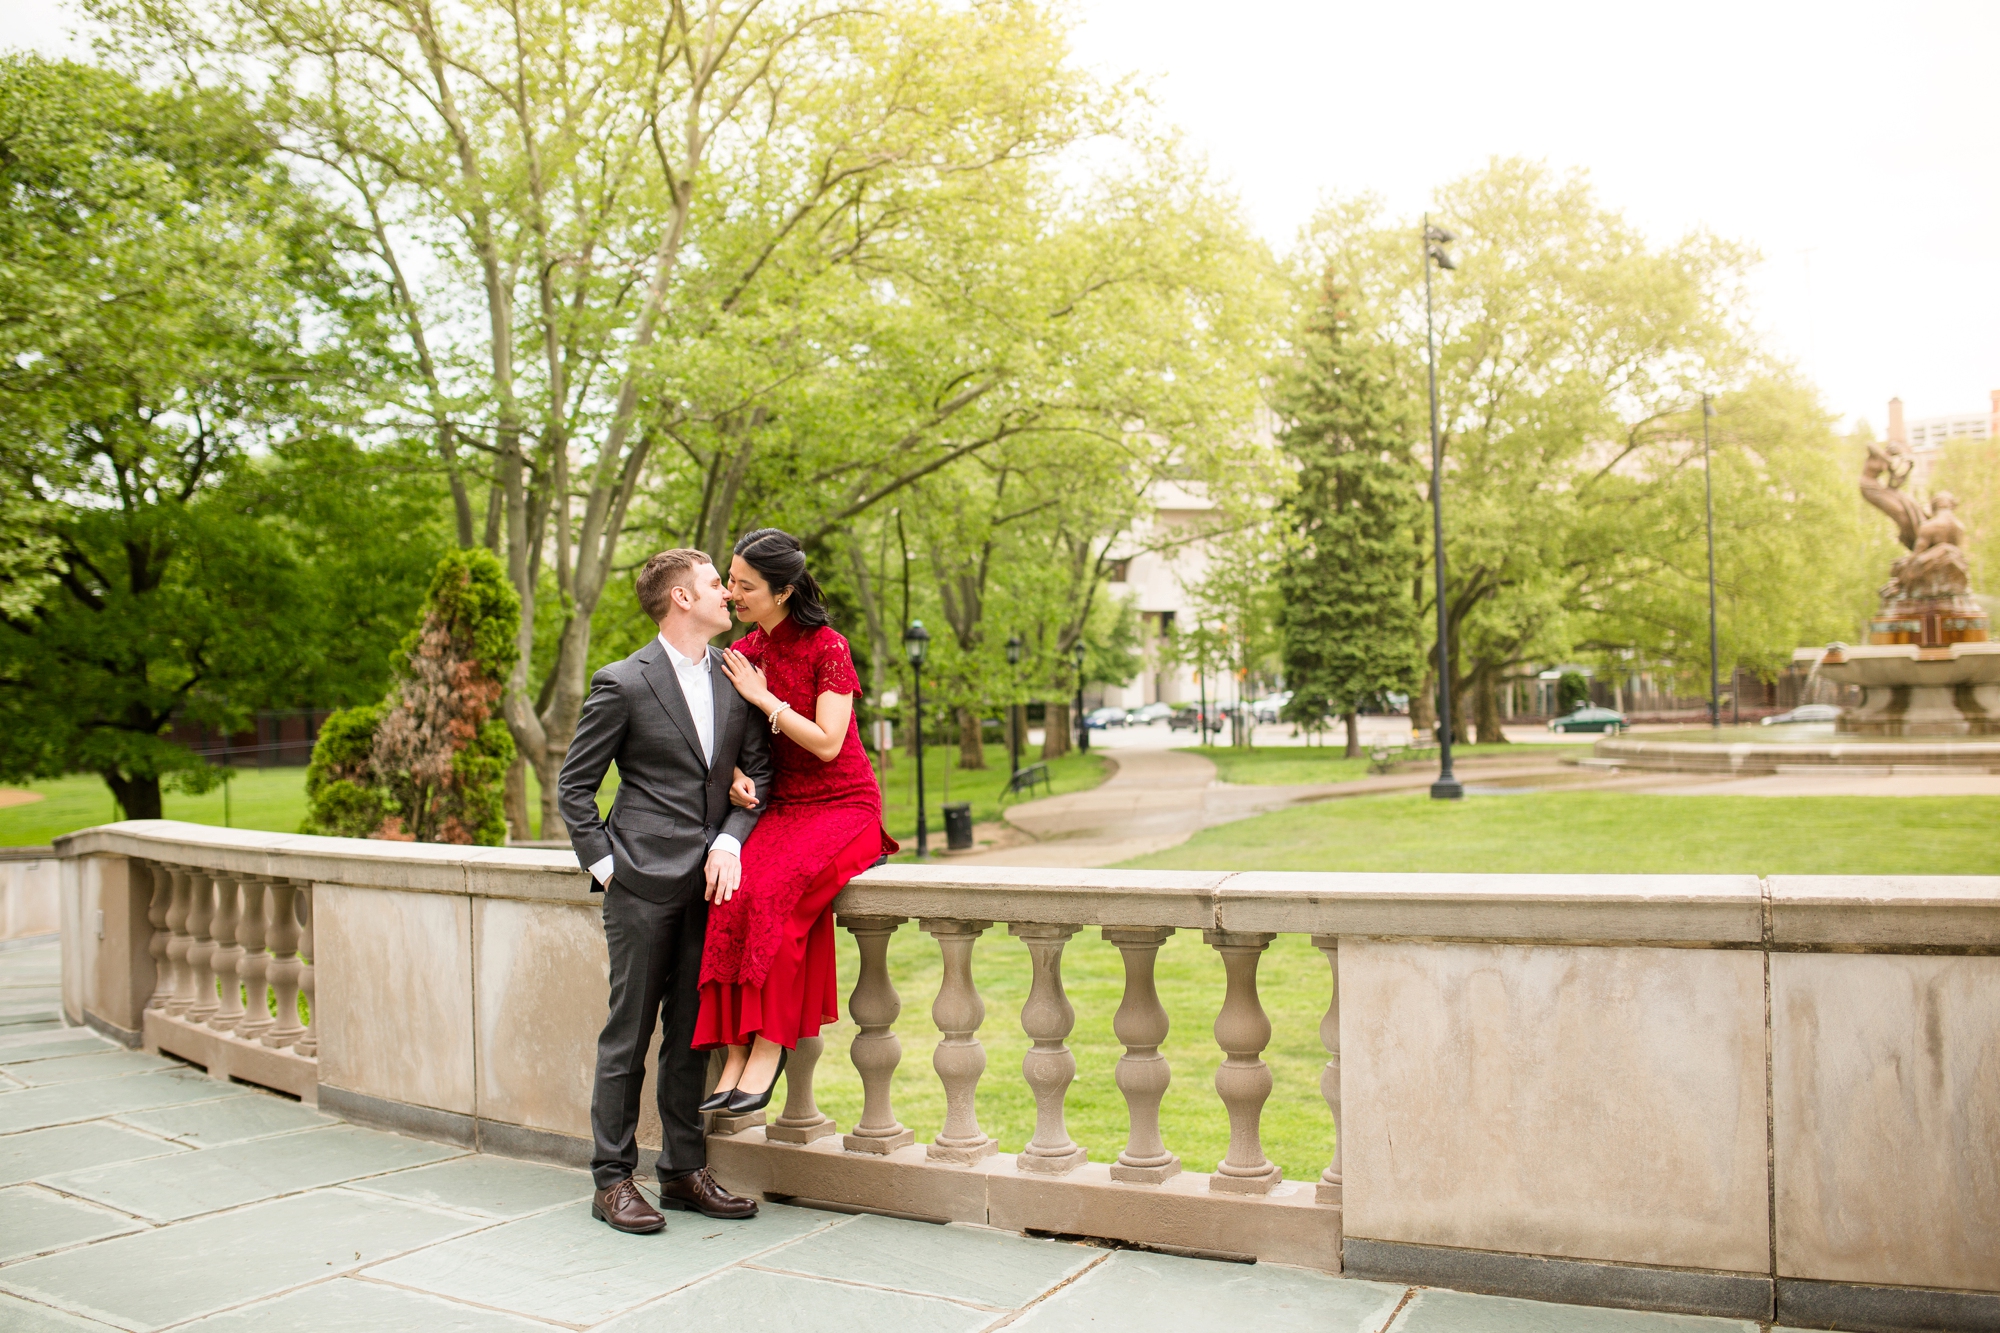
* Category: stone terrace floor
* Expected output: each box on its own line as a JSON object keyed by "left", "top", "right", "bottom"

{"left": 2, "top": 941, "right": 1783, "bottom": 1333}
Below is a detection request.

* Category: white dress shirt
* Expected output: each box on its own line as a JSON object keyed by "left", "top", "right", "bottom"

{"left": 589, "top": 634, "right": 740, "bottom": 885}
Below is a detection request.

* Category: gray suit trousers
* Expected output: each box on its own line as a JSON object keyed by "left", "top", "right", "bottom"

{"left": 591, "top": 876, "right": 708, "bottom": 1189}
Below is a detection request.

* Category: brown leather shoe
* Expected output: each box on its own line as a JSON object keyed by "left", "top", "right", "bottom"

{"left": 656, "top": 1167, "right": 757, "bottom": 1219}
{"left": 592, "top": 1177, "right": 665, "bottom": 1234}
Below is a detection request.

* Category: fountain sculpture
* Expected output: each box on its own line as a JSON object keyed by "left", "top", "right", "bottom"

{"left": 1587, "top": 423, "right": 2000, "bottom": 773}
{"left": 1815, "top": 438, "right": 1999, "bottom": 734}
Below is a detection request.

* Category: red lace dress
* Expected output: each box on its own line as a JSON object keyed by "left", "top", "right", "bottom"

{"left": 694, "top": 617, "right": 897, "bottom": 1050}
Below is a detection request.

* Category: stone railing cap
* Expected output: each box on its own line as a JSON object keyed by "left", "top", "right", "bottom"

{"left": 1769, "top": 875, "right": 2000, "bottom": 947}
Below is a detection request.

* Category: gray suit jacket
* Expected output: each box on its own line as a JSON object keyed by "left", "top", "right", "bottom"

{"left": 558, "top": 638, "right": 772, "bottom": 901}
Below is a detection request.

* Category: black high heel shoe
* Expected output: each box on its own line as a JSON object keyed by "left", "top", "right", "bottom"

{"left": 697, "top": 1086, "right": 736, "bottom": 1114}
{"left": 723, "top": 1047, "right": 788, "bottom": 1115}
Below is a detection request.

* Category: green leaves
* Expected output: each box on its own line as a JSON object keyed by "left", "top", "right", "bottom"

{"left": 0, "top": 55, "right": 447, "bottom": 816}
{"left": 1275, "top": 280, "right": 1425, "bottom": 730}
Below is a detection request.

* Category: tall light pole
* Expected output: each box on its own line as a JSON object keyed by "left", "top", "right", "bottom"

{"left": 1703, "top": 393, "right": 1721, "bottom": 729}
{"left": 904, "top": 620, "right": 930, "bottom": 858}
{"left": 1073, "top": 641, "right": 1089, "bottom": 754}
{"left": 1006, "top": 634, "right": 1025, "bottom": 779}
{"left": 1424, "top": 217, "right": 1463, "bottom": 800}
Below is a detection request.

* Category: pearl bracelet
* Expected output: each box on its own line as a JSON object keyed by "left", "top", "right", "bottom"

{"left": 768, "top": 701, "right": 793, "bottom": 732}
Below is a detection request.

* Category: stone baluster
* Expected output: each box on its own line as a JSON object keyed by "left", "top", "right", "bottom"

{"left": 261, "top": 880, "right": 306, "bottom": 1048}
{"left": 1011, "top": 922, "right": 1087, "bottom": 1174}
{"left": 1312, "top": 933, "right": 1341, "bottom": 1206}
{"left": 1206, "top": 930, "right": 1281, "bottom": 1194}
{"left": 184, "top": 870, "right": 220, "bottom": 1024}
{"left": 234, "top": 876, "right": 273, "bottom": 1041}
{"left": 206, "top": 875, "right": 246, "bottom": 1031}
{"left": 144, "top": 863, "right": 173, "bottom": 1012}
{"left": 163, "top": 866, "right": 195, "bottom": 1016}
{"left": 921, "top": 918, "right": 996, "bottom": 1164}
{"left": 294, "top": 887, "right": 317, "bottom": 1058}
{"left": 840, "top": 915, "right": 914, "bottom": 1154}
{"left": 1105, "top": 926, "right": 1180, "bottom": 1183}
{"left": 766, "top": 1035, "right": 837, "bottom": 1143}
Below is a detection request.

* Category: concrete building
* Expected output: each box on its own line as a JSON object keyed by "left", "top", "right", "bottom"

{"left": 1093, "top": 482, "right": 1268, "bottom": 716}
{"left": 1888, "top": 391, "right": 1999, "bottom": 492}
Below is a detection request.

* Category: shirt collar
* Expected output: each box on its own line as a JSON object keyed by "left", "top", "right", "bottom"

{"left": 658, "top": 634, "right": 707, "bottom": 672}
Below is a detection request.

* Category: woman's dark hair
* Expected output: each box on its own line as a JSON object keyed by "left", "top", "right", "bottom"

{"left": 732, "top": 527, "right": 830, "bottom": 629}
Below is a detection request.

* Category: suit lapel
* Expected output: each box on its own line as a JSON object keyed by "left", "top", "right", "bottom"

{"left": 706, "top": 646, "right": 733, "bottom": 758}
{"left": 638, "top": 640, "right": 708, "bottom": 771}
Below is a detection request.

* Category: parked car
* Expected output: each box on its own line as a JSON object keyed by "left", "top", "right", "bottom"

{"left": 1083, "top": 706, "right": 1128, "bottom": 730}
{"left": 1548, "top": 705, "right": 1627, "bottom": 734}
{"left": 1127, "top": 702, "right": 1174, "bottom": 726}
{"left": 1761, "top": 704, "right": 1843, "bottom": 726}
{"left": 1249, "top": 691, "right": 1293, "bottom": 723}
{"left": 1167, "top": 703, "right": 1222, "bottom": 732}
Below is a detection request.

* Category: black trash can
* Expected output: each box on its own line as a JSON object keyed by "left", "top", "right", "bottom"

{"left": 942, "top": 801, "right": 974, "bottom": 851}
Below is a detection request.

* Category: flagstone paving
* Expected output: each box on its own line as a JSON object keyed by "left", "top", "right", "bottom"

{"left": 0, "top": 942, "right": 1795, "bottom": 1331}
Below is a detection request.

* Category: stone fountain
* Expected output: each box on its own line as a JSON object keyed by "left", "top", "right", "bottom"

{"left": 1808, "top": 439, "right": 1999, "bottom": 734}
{"left": 1588, "top": 431, "right": 2000, "bottom": 774}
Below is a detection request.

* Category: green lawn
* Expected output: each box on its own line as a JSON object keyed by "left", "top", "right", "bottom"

{"left": 0, "top": 770, "right": 315, "bottom": 847}
{"left": 1189, "top": 740, "right": 1591, "bottom": 787}
{"left": 1119, "top": 789, "right": 2000, "bottom": 876}
{"left": 0, "top": 741, "right": 1108, "bottom": 850}
{"left": 809, "top": 923, "right": 1339, "bottom": 1184}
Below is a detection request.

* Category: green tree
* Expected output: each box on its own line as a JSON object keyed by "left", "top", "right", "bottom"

{"left": 304, "top": 549, "right": 519, "bottom": 844}
{"left": 1183, "top": 524, "right": 1282, "bottom": 747}
{"left": 1274, "top": 278, "right": 1425, "bottom": 756}
{"left": 1299, "top": 161, "right": 1860, "bottom": 738}
{"left": 0, "top": 55, "right": 421, "bottom": 818}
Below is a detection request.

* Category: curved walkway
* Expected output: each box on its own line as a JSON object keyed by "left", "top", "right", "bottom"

{"left": 952, "top": 745, "right": 1633, "bottom": 868}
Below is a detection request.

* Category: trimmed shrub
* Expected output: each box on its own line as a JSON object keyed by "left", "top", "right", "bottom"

{"left": 301, "top": 549, "right": 520, "bottom": 845}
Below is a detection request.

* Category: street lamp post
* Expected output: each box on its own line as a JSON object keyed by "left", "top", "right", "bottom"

{"left": 904, "top": 620, "right": 931, "bottom": 858}
{"left": 1703, "top": 393, "right": 1721, "bottom": 729}
{"left": 1423, "top": 216, "right": 1463, "bottom": 800}
{"left": 1006, "top": 634, "right": 1025, "bottom": 780}
{"left": 1073, "top": 641, "right": 1089, "bottom": 754}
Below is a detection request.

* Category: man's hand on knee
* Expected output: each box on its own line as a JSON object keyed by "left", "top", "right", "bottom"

{"left": 703, "top": 848, "right": 740, "bottom": 903}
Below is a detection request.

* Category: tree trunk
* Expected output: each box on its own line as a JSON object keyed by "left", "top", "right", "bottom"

{"left": 1474, "top": 667, "right": 1508, "bottom": 744}
{"left": 1343, "top": 711, "right": 1361, "bottom": 758}
{"left": 1412, "top": 666, "right": 1436, "bottom": 738}
{"left": 104, "top": 772, "right": 162, "bottom": 821}
{"left": 955, "top": 707, "right": 986, "bottom": 769}
{"left": 504, "top": 755, "right": 531, "bottom": 840}
{"left": 1041, "top": 703, "right": 1071, "bottom": 760}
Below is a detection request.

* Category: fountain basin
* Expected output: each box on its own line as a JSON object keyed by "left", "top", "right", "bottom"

{"left": 1587, "top": 726, "right": 2000, "bottom": 775}
{"left": 1814, "top": 641, "right": 2000, "bottom": 735}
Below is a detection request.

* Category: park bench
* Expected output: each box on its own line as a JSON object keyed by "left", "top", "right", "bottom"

{"left": 1002, "top": 761, "right": 1052, "bottom": 801}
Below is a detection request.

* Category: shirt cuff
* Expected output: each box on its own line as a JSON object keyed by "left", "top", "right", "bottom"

{"left": 709, "top": 834, "right": 741, "bottom": 859}
{"left": 588, "top": 854, "right": 614, "bottom": 886}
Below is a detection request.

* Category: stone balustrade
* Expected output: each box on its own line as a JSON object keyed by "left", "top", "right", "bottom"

{"left": 113, "top": 858, "right": 318, "bottom": 1099}
{"left": 52, "top": 822, "right": 2000, "bottom": 1332}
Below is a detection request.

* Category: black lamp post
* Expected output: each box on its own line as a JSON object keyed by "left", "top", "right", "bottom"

{"left": 904, "top": 620, "right": 930, "bottom": 858}
{"left": 1073, "top": 641, "right": 1088, "bottom": 754}
{"left": 1423, "top": 216, "right": 1464, "bottom": 800}
{"left": 1703, "top": 393, "right": 1721, "bottom": 729}
{"left": 1006, "top": 634, "right": 1025, "bottom": 779}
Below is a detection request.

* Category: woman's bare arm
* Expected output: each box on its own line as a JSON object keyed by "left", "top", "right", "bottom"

{"left": 720, "top": 650, "right": 852, "bottom": 762}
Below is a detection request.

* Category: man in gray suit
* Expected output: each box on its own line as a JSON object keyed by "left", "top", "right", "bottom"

{"left": 559, "top": 548, "right": 773, "bottom": 1233}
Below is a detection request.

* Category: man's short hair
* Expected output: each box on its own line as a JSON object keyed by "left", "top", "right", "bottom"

{"left": 636, "top": 549, "right": 711, "bottom": 622}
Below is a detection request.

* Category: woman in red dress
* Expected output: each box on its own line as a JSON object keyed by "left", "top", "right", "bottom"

{"left": 694, "top": 528, "right": 897, "bottom": 1113}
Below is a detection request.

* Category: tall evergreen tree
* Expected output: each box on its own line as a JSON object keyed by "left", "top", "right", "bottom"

{"left": 1275, "top": 278, "right": 1425, "bottom": 756}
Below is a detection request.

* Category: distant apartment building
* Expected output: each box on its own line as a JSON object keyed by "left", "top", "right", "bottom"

{"left": 1888, "top": 390, "right": 1999, "bottom": 491}
{"left": 1095, "top": 481, "right": 1217, "bottom": 710}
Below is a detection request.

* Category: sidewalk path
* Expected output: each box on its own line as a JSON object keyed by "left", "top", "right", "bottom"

{"left": 0, "top": 941, "right": 1764, "bottom": 1333}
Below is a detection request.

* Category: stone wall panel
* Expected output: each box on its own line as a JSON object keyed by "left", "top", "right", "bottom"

{"left": 1341, "top": 938, "right": 1769, "bottom": 1274}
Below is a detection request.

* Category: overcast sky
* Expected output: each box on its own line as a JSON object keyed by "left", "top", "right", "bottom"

{"left": 16, "top": 0, "right": 1998, "bottom": 430}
